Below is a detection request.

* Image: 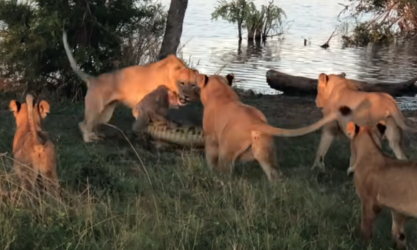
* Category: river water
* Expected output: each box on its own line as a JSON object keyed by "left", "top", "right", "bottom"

{"left": 160, "top": 0, "right": 417, "bottom": 109}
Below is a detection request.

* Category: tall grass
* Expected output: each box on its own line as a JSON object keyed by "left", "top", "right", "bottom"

{"left": 0, "top": 94, "right": 416, "bottom": 250}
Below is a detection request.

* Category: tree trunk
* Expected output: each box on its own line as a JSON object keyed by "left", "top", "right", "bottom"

{"left": 247, "top": 26, "right": 255, "bottom": 40}
{"left": 266, "top": 69, "right": 417, "bottom": 97}
{"left": 254, "top": 26, "right": 263, "bottom": 41}
{"left": 158, "top": 0, "right": 188, "bottom": 60}
{"left": 237, "top": 20, "right": 243, "bottom": 41}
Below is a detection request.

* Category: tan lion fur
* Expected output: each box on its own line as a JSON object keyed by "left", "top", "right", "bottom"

{"left": 196, "top": 74, "right": 355, "bottom": 182}
{"left": 62, "top": 31, "right": 200, "bottom": 143}
{"left": 9, "top": 94, "right": 59, "bottom": 195}
{"left": 345, "top": 121, "right": 417, "bottom": 249}
{"left": 311, "top": 72, "right": 414, "bottom": 171}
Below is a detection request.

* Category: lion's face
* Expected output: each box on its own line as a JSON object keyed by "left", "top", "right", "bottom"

{"left": 345, "top": 122, "right": 386, "bottom": 146}
{"left": 175, "top": 67, "right": 201, "bottom": 106}
{"left": 10, "top": 98, "right": 50, "bottom": 128}
{"left": 345, "top": 121, "right": 358, "bottom": 140}
{"left": 177, "top": 81, "right": 201, "bottom": 106}
{"left": 184, "top": 73, "right": 235, "bottom": 105}
{"left": 196, "top": 74, "right": 235, "bottom": 105}
{"left": 316, "top": 73, "right": 346, "bottom": 108}
{"left": 176, "top": 68, "right": 200, "bottom": 86}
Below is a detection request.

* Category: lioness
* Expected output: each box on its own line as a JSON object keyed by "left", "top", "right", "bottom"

{"left": 9, "top": 94, "right": 59, "bottom": 195}
{"left": 196, "top": 74, "right": 355, "bottom": 182}
{"left": 62, "top": 31, "right": 200, "bottom": 143}
{"left": 311, "top": 72, "right": 416, "bottom": 171}
{"left": 345, "top": 121, "right": 417, "bottom": 250}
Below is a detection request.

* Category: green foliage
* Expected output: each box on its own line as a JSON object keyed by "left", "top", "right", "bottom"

{"left": 211, "top": 0, "right": 254, "bottom": 25}
{"left": 262, "top": 4, "right": 286, "bottom": 35}
{"left": 342, "top": 21, "right": 395, "bottom": 47}
{"left": 341, "top": 0, "right": 417, "bottom": 47}
{"left": 0, "top": 0, "right": 166, "bottom": 98}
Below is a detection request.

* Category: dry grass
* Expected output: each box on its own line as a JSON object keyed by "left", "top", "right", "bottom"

{"left": 0, "top": 92, "right": 417, "bottom": 249}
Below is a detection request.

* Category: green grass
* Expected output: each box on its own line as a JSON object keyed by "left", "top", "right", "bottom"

{"left": 0, "top": 92, "right": 416, "bottom": 250}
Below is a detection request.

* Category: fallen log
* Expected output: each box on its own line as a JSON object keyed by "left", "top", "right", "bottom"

{"left": 266, "top": 70, "right": 417, "bottom": 97}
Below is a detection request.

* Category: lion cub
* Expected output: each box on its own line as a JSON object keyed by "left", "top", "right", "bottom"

{"left": 9, "top": 94, "right": 59, "bottom": 196}
{"left": 132, "top": 85, "right": 182, "bottom": 132}
{"left": 345, "top": 121, "right": 417, "bottom": 249}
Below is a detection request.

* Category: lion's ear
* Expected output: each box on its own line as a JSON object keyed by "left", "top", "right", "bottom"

{"left": 318, "top": 73, "right": 329, "bottom": 86}
{"left": 132, "top": 108, "right": 139, "bottom": 119}
{"left": 38, "top": 100, "right": 50, "bottom": 119}
{"left": 339, "top": 72, "right": 346, "bottom": 78}
{"left": 225, "top": 73, "right": 235, "bottom": 86}
{"left": 204, "top": 74, "right": 209, "bottom": 86}
{"left": 9, "top": 100, "right": 21, "bottom": 113}
{"left": 345, "top": 122, "right": 359, "bottom": 139}
{"left": 197, "top": 74, "right": 209, "bottom": 88}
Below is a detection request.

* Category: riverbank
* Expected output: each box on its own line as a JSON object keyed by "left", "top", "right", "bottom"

{"left": 0, "top": 92, "right": 417, "bottom": 249}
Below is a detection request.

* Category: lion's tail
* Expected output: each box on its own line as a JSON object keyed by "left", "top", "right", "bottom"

{"left": 250, "top": 107, "right": 352, "bottom": 137}
{"left": 26, "top": 94, "right": 44, "bottom": 147}
{"left": 62, "top": 31, "right": 93, "bottom": 87}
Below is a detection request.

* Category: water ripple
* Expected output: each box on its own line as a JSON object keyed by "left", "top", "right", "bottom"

{"left": 161, "top": 0, "right": 417, "bottom": 108}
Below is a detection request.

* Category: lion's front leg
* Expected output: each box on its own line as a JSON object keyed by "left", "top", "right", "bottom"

{"left": 204, "top": 135, "right": 219, "bottom": 171}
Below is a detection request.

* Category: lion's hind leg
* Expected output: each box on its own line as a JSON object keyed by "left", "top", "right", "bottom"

{"left": 251, "top": 131, "right": 280, "bottom": 182}
{"left": 217, "top": 136, "right": 252, "bottom": 177}
{"left": 391, "top": 210, "right": 408, "bottom": 250}
{"left": 94, "top": 101, "right": 119, "bottom": 138}
{"left": 97, "top": 101, "right": 118, "bottom": 125}
{"left": 38, "top": 148, "right": 60, "bottom": 197}
{"left": 15, "top": 161, "right": 38, "bottom": 194}
{"left": 80, "top": 91, "right": 106, "bottom": 143}
{"left": 311, "top": 123, "right": 337, "bottom": 171}
{"left": 385, "top": 117, "right": 408, "bottom": 160}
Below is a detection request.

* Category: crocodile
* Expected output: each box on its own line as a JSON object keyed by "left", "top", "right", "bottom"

{"left": 143, "top": 122, "right": 205, "bottom": 148}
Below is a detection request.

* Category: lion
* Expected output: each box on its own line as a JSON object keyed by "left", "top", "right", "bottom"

{"left": 311, "top": 72, "right": 416, "bottom": 171}
{"left": 132, "top": 85, "right": 187, "bottom": 132}
{"left": 165, "top": 73, "right": 235, "bottom": 127}
{"left": 9, "top": 94, "right": 59, "bottom": 196}
{"left": 345, "top": 121, "right": 417, "bottom": 250}
{"left": 62, "top": 31, "right": 200, "bottom": 143}
{"left": 196, "top": 74, "right": 357, "bottom": 182}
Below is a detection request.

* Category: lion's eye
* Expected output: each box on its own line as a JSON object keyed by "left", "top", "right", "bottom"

{"left": 179, "top": 82, "right": 185, "bottom": 86}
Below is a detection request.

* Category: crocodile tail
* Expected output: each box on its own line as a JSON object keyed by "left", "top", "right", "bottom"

{"left": 146, "top": 124, "right": 205, "bottom": 147}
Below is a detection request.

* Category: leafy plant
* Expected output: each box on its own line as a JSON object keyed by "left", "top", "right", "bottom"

{"left": 340, "top": 0, "right": 417, "bottom": 46}
{"left": 211, "top": 0, "right": 286, "bottom": 41}
{"left": 0, "top": 0, "right": 166, "bottom": 98}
